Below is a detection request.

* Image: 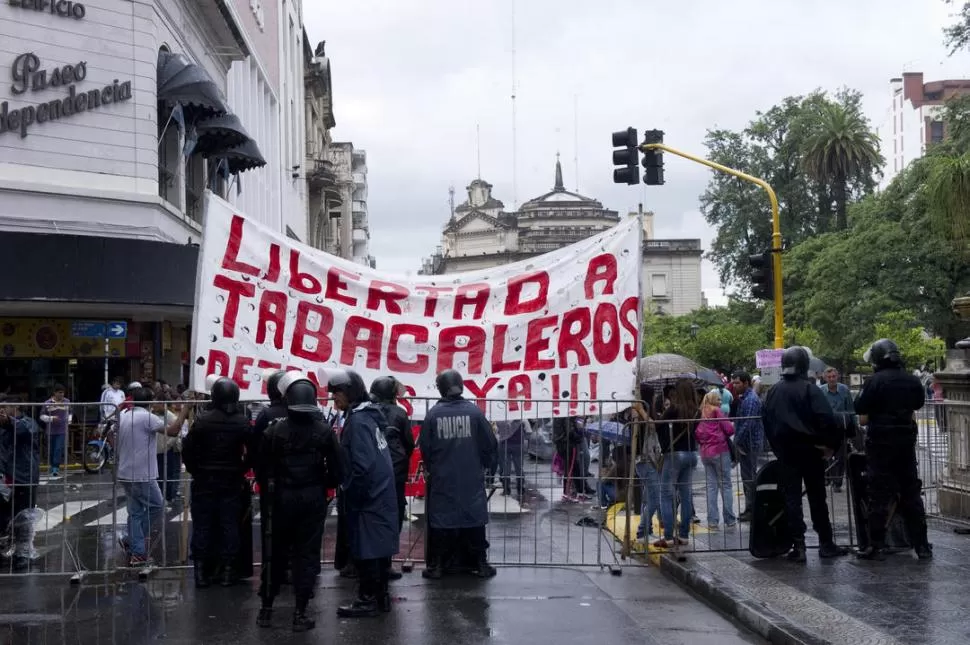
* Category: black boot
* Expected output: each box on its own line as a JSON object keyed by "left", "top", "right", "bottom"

{"left": 193, "top": 561, "right": 211, "bottom": 589}
{"left": 422, "top": 558, "right": 443, "bottom": 580}
{"left": 256, "top": 607, "right": 273, "bottom": 628}
{"left": 786, "top": 539, "right": 807, "bottom": 563}
{"left": 472, "top": 557, "right": 497, "bottom": 579}
{"left": 292, "top": 611, "right": 315, "bottom": 632}
{"left": 915, "top": 543, "right": 933, "bottom": 560}
{"left": 220, "top": 561, "right": 238, "bottom": 587}
{"left": 337, "top": 593, "right": 379, "bottom": 618}
{"left": 818, "top": 542, "right": 848, "bottom": 558}
{"left": 856, "top": 545, "right": 887, "bottom": 561}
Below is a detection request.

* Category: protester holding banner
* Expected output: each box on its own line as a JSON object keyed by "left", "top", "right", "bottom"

{"left": 420, "top": 369, "right": 498, "bottom": 580}
{"left": 257, "top": 372, "right": 342, "bottom": 631}
{"left": 328, "top": 368, "right": 399, "bottom": 618}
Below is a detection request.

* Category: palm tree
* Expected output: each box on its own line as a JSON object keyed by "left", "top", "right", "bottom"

{"left": 801, "top": 103, "right": 883, "bottom": 230}
{"left": 925, "top": 152, "right": 970, "bottom": 242}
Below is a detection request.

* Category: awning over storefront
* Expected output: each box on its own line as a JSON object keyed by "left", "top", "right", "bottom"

{"left": 157, "top": 51, "right": 229, "bottom": 120}
{"left": 221, "top": 139, "right": 267, "bottom": 174}
{"left": 193, "top": 113, "right": 251, "bottom": 156}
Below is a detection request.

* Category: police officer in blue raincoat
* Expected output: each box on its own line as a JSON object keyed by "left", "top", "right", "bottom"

{"left": 329, "top": 369, "right": 400, "bottom": 618}
{"left": 420, "top": 369, "right": 498, "bottom": 579}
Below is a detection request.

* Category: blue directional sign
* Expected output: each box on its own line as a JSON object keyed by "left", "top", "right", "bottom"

{"left": 71, "top": 321, "right": 105, "bottom": 338}
{"left": 106, "top": 321, "right": 128, "bottom": 339}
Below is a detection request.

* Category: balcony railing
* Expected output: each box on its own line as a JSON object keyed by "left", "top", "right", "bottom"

{"left": 352, "top": 171, "right": 366, "bottom": 186}
{"left": 643, "top": 239, "right": 702, "bottom": 251}
{"left": 308, "top": 158, "right": 337, "bottom": 189}
{"left": 352, "top": 213, "right": 367, "bottom": 230}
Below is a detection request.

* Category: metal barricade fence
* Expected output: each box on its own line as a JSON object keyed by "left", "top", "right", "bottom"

{"left": 8, "top": 396, "right": 963, "bottom": 579}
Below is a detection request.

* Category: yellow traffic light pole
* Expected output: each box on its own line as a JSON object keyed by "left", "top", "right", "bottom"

{"left": 640, "top": 143, "right": 784, "bottom": 349}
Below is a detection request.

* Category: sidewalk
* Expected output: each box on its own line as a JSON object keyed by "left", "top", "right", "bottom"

{"left": 657, "top": 520, "right": 970, "bottom": 645}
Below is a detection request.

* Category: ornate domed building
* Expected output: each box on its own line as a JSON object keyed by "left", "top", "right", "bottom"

{"left": 420, "top": 157, "right": 704, "bottom": 315}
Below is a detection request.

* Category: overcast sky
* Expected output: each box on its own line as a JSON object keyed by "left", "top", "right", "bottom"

{"left": 304, "top": 0, "right": 970, "bottom": 305}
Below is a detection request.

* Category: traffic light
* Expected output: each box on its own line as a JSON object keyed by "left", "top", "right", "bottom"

{"left": 612, "top": 127, "right": 639, "bottom": 185}
{"left": 642, "top": 129, "right": 665, "bottom": 185}
{"left": 749, "top": 251, "right": 774, "bottom": 300}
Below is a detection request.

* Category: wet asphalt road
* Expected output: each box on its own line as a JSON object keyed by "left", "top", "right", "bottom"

{"left": 0, "top": 565, "right": 767, "bottom": 645}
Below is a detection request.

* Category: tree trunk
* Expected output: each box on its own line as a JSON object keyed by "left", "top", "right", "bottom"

{"left": 834, "top": 179, "right": 848, "bottom": 230}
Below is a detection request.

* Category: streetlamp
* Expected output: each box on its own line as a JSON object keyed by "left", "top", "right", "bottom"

{"left": 689, "top": 323, "right": 700, "bottom": 339}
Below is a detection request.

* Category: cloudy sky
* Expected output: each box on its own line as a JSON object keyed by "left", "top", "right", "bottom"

{"left": 304, "top": 0, "right": 970, "bottom": 305}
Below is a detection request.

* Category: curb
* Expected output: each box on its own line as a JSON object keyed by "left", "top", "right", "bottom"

{"left": 656, "top": 554, "right": 831, "bottom": 645}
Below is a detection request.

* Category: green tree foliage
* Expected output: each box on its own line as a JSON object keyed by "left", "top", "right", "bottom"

{"left": 780, "top": 156, "right": 970, "bottom": 356}
{"left": 700, "top": 90, "right": 880, "bottom": 291}
{"left": 801, "top": 102, "right": 884, "bottom": 230}
{"left": 642, "top": 303, "right": 769, "bottom": 373}
{"left": 944, "top": 1, "right": 970, "bottom": 53}
{"left": 855, "top": 311, "right": 947, "bottom": 371}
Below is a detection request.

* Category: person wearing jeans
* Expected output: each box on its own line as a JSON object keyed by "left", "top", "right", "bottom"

{"left": 40, "top": 384, "right": 71, "bottom": 478}
{"left": 695, "top": 392, "right": 736, "bottom": 529}
{"left": 654, "top": 379, "right": 699, "bottom": 553}
{"left": 659, "top": 451, "right": 698, "bottom": 546}
{"left": 731, "top": 372, "right": 764, "bottom": 521}
{"left": 115, "top": 387, "right": 188, "bottom": 566}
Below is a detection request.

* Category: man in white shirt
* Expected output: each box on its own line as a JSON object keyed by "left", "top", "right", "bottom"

{"left": 100, "top": 377, "right": 126, "bottom": 422}
{"left": 115, "top": 387, "right": 188, "bottom": 567}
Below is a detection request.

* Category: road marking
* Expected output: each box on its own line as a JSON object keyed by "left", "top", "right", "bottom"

{"left": 32, "top": 500, "right": 103, "bottom": 532}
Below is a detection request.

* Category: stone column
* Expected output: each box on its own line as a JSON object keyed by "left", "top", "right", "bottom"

{"left": 935, "top": 296, "right": 970, "bottom": 519}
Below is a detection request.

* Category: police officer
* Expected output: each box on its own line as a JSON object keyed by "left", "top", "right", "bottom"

{"left": 181, "top": 377, "right": 254, "bottom": 587}
{"left": 855, "top": 339, "right": 932, "bottom": 560}
{"left": 253, "top": 369, "right": 288, "bottom": 435}
{"left": 256, "top": 372, "right": 342, "bottom": 631}
{"left": 369, "top": 376, "right": 415, "bottom": 535}
{"left": 329, "top": 369, "right": 400, "bottom": 618}
{"left": 420, "top": 369, "right": 498, "bottom": 579}
{"left": 762, "top": 347, "right": 847, "bottom": 563}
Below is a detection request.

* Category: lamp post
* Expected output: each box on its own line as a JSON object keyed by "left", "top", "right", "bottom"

{"left": 689, "top": 323, "right": 700, "bottom": 339}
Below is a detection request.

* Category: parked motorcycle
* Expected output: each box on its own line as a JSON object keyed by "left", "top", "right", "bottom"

{"left": 83, "top": 421, "right": 116, "bottom": 474}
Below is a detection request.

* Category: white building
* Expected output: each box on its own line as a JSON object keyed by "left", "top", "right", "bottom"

{"left": 350, "top": 148, "right": 373, "bottom": 267}
{"left": 223, "top": 0, "right": 306, "bottom": 239}
{"left": 881, "top": 72, "right": 970, "bottom": 186}
{"left": 420, "top": 158, "right": 703, "bottom": 316}
{"left": 0, "top": 0, "right": 303, "bottom": 401}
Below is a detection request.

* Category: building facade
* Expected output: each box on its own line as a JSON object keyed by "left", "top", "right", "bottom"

{"left": 223, "top": 0, "right": 306, "bottom": 239}
{"left": 0, "top": 0, "right": 304, "bottom": 406}
{"left": 881, "top": 72, "right": 970, "bottom": 186}
{"left": 304, "top": 37, "right": 338, "bottom": 252}
{"left": 420, "top": 159, "right": 703, "bottom": 315}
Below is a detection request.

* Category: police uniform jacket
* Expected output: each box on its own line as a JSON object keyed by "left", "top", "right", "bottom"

{"left": 340, "top": 402, "right": 400, "bottom": 560}
{"left": 418, "top": 397, "right": 498, "bottom": 530}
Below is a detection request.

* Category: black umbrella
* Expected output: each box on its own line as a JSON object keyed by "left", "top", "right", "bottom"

{"left": 220, "top": 138, "right": 267, "bottom": 174}
{"left": 157, "top": 51, "right": 228, "bottom": 120}
{"left": 192, "top": 113, "right": 252, "bottom": 157}
{"left": 638, "top": 354, "right": 723, "bottom": 387}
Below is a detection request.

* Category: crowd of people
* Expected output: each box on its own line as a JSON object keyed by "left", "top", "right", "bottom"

{"left": 105, "top": 367, "right": 496, "bottom": 631}
{"left": 590, "top": 338, "right": 932, "bottom": 563}
{"left": 0, "top": 336, "right": 942, "bottom": 626}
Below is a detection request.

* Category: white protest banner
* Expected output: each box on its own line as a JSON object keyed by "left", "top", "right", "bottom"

{"left": 191, "top": 193, "right": 642, "bottom": 419}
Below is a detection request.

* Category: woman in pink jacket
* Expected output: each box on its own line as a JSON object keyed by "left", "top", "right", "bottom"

{"left": 695, "top": 391, "right": 736, "bottom": 529}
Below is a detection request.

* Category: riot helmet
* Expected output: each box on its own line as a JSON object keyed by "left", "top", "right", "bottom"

{"left": 326, "top": 368, "right": 369, "bottom": 408}
{"left": 865, "top": 338, "right": 903, "bottom": 371}
{"left": 210, "top": 377, "right": 240, "bottom": 412}
{"left": 436, "top": 369, "right": 464, "bottom": 399}
{"left": 370, "top": 375, "right": 404, "bottom": 403}
{"left": 277, "top": 372, "right": 320, "bottom": 414}
{"left": 262, "top": 368, "right": 286, "bottom": 402}
{"left": 780, "top": 346, "right": 810, "bottom": 378}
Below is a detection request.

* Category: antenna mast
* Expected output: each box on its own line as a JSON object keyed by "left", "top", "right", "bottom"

{"left": 511, "top": 0, "right": 518, "bottom": 209}
{"left": 476, "top": 123, "right": 482, "bottom": 180}
{"left": 448, "top": 185, "right": 456, "bottom": 219}
{"left": 573, "top": 94, "right": 580, "bottom": 192}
